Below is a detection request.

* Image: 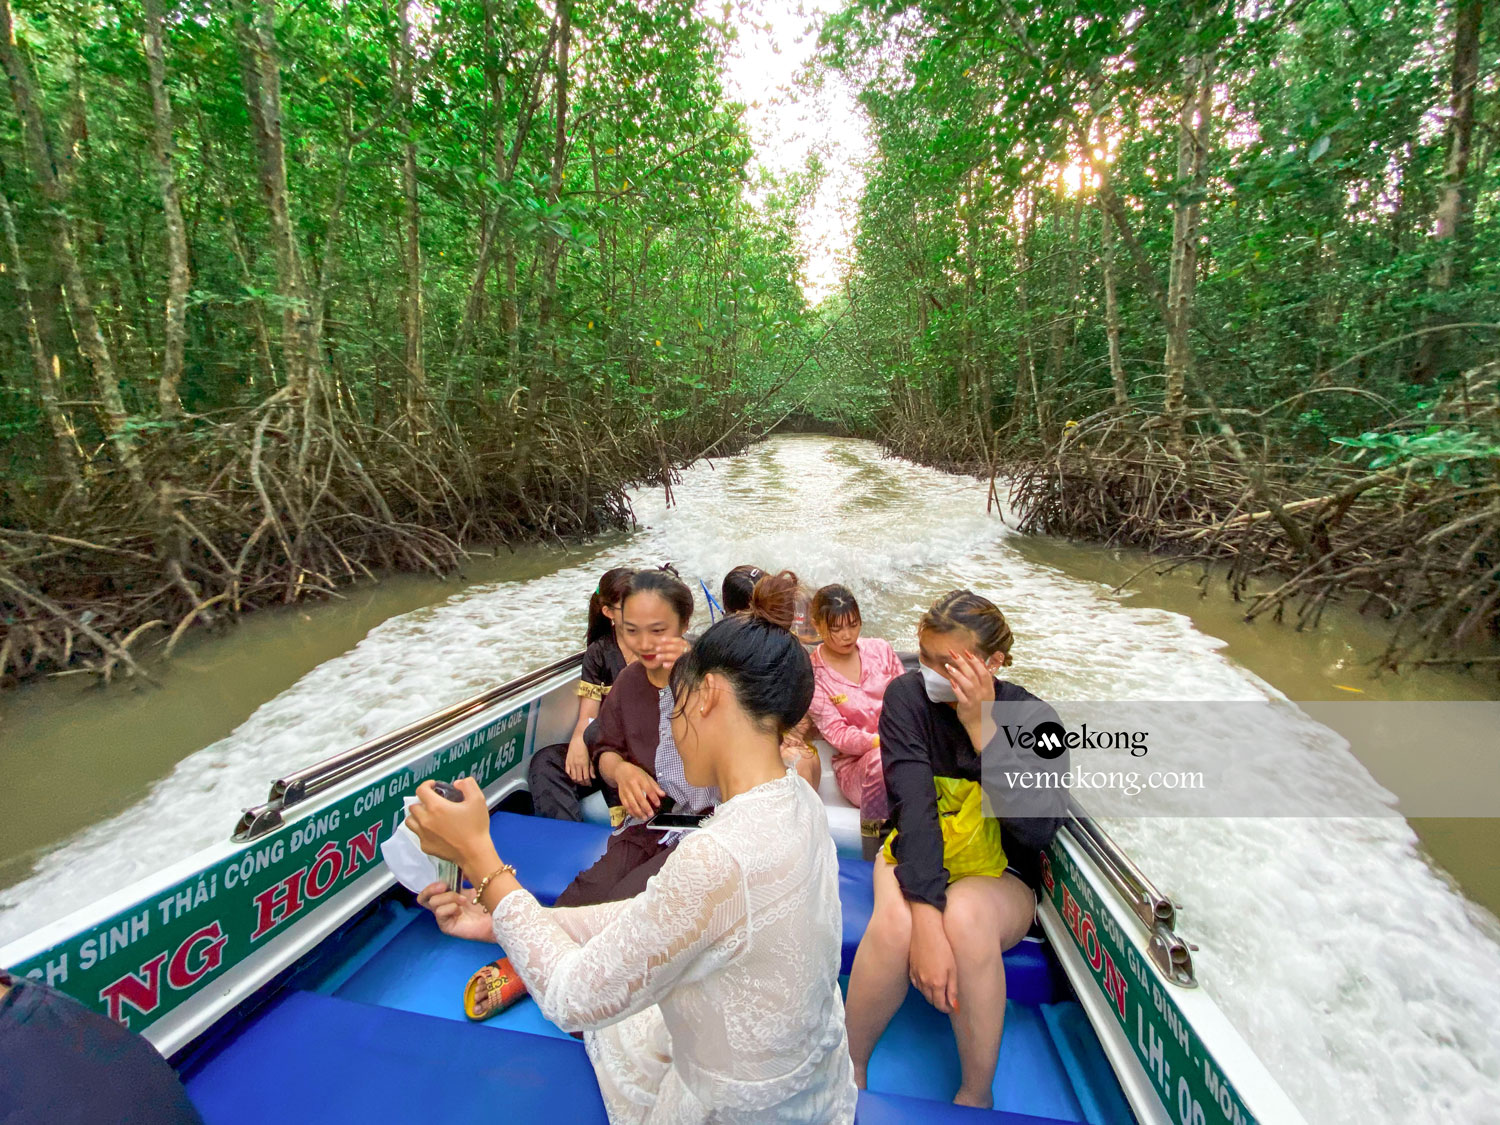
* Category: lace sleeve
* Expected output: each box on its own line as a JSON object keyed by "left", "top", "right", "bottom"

{"left": 491, "top": 832, "right": 748, "bottom": 1032}
{"left": 548, "top": 898, "right": 629, "bottom": 945}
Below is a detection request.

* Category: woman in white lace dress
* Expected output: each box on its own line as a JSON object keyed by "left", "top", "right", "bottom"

{"left": 408, "top": 570, "right": 857, "bottom": 1124}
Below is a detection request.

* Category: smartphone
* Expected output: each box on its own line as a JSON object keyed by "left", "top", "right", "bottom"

{"left": 431, "top": 780, "right": 464, "bottom": 801}
{"left": 645, "top": 811, "right": 706, "bottom": 832}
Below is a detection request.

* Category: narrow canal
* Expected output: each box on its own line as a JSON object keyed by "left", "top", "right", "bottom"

{"left": 2, "top": 435, "right": 1496, "bottom": 1122}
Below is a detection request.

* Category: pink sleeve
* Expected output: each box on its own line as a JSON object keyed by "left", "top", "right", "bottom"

{"left": 807, "top": 667, "right": 878, "bottom": 757}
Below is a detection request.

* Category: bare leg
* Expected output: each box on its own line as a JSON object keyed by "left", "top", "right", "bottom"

{"left": 943, "top": 872, "right": 1035, "bottom": 1108}
{"left": 844, "top": 856, "right": 912, "bottom": 1088}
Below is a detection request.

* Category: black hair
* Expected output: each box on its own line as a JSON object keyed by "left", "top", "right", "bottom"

{"left": 811, "top": 583, "right": 861, "bottom": 630}
{"left": 921, "top": 589, "right": 1015, "bottom": 666}
{"left": 586, "top": 567, "right": 636, "bottom": 645}
{"left": 720, "top": 565, "right": 766, "bottom": 615}
{"left": 622, "top": 566, "right": 694, "bottom": 629}
{"left": 672, "top": 570, "right": 813, "bottom": 736}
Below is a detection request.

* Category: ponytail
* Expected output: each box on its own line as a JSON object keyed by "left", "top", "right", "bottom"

{"left": 586, "top": 567, "right": 635, "bottom": 645}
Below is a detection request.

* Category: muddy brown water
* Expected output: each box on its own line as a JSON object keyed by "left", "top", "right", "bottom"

{"left": 1, "top": 439, "right": 1495, "bottom": 914}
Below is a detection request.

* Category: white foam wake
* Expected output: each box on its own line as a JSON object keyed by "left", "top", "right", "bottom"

{"left": 3, "top": 436, "right": 1496, "bottom": 1122}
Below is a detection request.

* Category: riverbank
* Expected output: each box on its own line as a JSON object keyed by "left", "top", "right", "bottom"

{"left": 875, "top": 392, "right": 1500, "bottom": 680}
{"left": 0, "top": 418, "right": 753, "bottom": 687}
{"left": 0, "top": 536, "right": 622, "bottom": 890}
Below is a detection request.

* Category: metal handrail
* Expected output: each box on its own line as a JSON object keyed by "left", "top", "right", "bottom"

{"left": 1062, "top": 796, "right": 1197, "bottom": 987}
{"left": 233, "top": 651, "right": 584, "bottom": 841}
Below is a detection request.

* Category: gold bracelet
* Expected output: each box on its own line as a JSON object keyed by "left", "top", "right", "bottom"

{"left": 469, "top": 862, "right": 516, "bottom": 907}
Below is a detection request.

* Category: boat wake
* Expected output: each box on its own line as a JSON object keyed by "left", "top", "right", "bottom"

{"left": 3, "top": 436, "right": 1497, "bottom": 1122}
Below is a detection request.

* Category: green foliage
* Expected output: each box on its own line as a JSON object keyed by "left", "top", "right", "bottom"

{"left": 0, "top": 0, "right": 814, "bottom": 492}
{"left": 813, "top": 0, "right": 1500, "bottom": 464}
{"left": 1333, "top": 428, "right": 1500, "bottom": 479}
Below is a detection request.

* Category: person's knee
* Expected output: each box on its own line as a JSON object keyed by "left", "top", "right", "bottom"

{"left": 866, "top": 898, "right": 912, "bottom": 954}
{"left": 943, "top": 896, "right": 1002, "bottom": 970}
{"left": 996, "top": 880, "right": 1037, "bottom": 946}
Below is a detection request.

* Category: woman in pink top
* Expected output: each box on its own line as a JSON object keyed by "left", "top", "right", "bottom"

{"left": 807, "top": 585, "right": 906, "bottom": 856}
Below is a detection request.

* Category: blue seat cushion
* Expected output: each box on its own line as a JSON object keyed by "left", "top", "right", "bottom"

{"left": 489, "top": 817, "right": 1059, "bottom": 1002}
{"left": 857, "top": 1089, "right": 1082, "bottom": 1125}
{"left": 838, "top": 857, "right": 1058, "bottom": 1003}
{"left": 182, "top": 987, "right": 1083, "bottom": 1125}
{"left": 488, "top": 810, "right": 610, "bottom": 904}
{"left": 183, "top": 991, "right": 607, "bottom": 1124}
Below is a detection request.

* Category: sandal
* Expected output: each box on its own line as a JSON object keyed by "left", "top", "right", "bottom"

{"left": 462, "top": 957, "right": 528, "bottom": 1021}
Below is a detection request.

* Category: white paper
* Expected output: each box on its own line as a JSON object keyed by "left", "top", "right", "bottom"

{"left": 380, "top": 796, "right": 443, "bottom": 893}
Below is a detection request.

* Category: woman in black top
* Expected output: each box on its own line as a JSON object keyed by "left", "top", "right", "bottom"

{"left": 527, "top": 566, "right": 635, "bottom": 821}
{"left": 845, "top": 591, "right": 1063, "bottom": 1110}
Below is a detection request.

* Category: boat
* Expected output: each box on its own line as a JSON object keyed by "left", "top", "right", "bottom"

{"left": 0, "top": 650, "right": 1308, "bottom": 1123}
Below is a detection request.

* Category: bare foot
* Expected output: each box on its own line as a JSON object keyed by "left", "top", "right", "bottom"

{"left": 953, "top": 1088, "right": 994, "bottom": 1109}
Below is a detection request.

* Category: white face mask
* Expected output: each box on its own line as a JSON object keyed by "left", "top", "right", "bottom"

{"left": 920, "top": 664, "right": 958, "bottom": 703}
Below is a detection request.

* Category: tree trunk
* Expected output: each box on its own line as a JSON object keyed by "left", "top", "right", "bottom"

{"left": 1432, "top": 0, "right": 1484, "bottom": 291}
{"left": 537, "top": 0, "right": 572, "bottom": 349}
{"left": 1100, "top": 193, "right": 1128, "bottom": 407}
{"left": 1079, "top": 120, "right": 1168, "bottom": 320}
{"left": 0, "top": 181, "right": 84, "bottom": 488}
{"left": 233, "top": 0, "right": 318, "bottom": 398}
{"left": 1161, "top": 42, "right": 1216, "bottom": 438}
{"left": 520, "top": 0, "right": 571, "bottom": 465}
{"left": 451, "top": 0, "right": 547, "bottom": 383}
{"left": 141, "top": 0, "right": 190, "bottom": 420}
{"left": 0, "top": 0, "right": 145, "bottom": 489}
{"left": 1008, "top": 188, "right": 1042, "bottom": 432}
{"left": 1416, "top": 0, "right": 1485, "bottom": 379}
{"left": 1046, "top": 191, "right": 1084, "bottom": 392}
{"left": 395, "top": 0, "right": 425, "bottom": 419}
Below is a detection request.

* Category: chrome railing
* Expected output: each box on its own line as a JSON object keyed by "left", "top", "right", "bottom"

{"left": 232, "top": 651, "right": 584, "bottom": 841}
{"left": 1062, "top": 796, "right": 1196, "bottom": 987}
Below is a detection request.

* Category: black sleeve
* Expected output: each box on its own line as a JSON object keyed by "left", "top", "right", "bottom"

{"left": 879, "top": 674, "right": 950, "bottom": 911}
{"left": 580, "top": 641, "right": 608, "bottom": 687}
{"left": 985, "top": 692, "right": 1067, "bottom": 889}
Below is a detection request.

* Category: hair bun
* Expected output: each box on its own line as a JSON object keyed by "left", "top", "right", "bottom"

{"left": 748, "top": 570, "right": 799, "bottom": 630}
